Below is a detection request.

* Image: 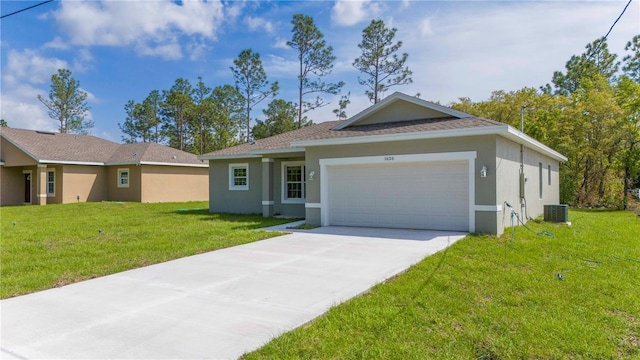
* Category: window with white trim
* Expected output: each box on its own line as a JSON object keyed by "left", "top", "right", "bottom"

{"left": 548, "top": 165, "right": 552, "bottom": 186}
{"left": 47, "top": 169, "right": 55, "bottom": 196}
{"left": 229, "top": 163, "right": 249, "bottom": 190}
{"left": 282, "top": 161, "right": 305, "bottom": 203}
{"left": 118, "top": 168, "right": 130, "bottom": 188}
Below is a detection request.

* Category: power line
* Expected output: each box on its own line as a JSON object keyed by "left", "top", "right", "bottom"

{"left": 0, "top": 0, "right": 55, "bottom": 20}
{"left": 586, "top": 0, "right": 634, "bottom": 60}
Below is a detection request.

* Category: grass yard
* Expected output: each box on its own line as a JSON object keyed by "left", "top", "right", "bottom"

{"left": 0, "top": 201, "right": 293, "bottom": 299}
{"left": 244, "top": 210, "right": 640, "bottom": 359}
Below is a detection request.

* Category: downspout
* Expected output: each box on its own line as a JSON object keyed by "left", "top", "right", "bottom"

{"left": 520, "top": 105, "right": 526, "bottom": 217}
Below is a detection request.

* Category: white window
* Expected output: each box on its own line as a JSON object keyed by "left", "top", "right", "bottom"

{"left": 548, "top": 165, "right": 552, "bottom": 186}
{"left": 118, "top": 168, "right": 129, "bottom": 188}
{"left": 47, "top": 169, "right": 55, "bottom": 196}
{"left": 282, "top": 161, "right": 305, "bottom": 204}
{"left": 539, "top": 162, "right": 543, "bottom": 199}
{"left": 229, "top": 163, "right": 249, "bottom": 190}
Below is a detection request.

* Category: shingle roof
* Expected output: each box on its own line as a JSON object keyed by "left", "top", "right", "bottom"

{"left": 201, "top": 120, "right": 342, "bottom": 157}
{"left": 1, "top": 128, "right": 205, "bottom": 166}
{"left": 107, "top": 143, "right": 206, "bottom": 165}
{"left": 1, "top": 128, "right": 120, "bottom": 163}
{"left": 200, "top": 117, "right": 503, "bottom": 159}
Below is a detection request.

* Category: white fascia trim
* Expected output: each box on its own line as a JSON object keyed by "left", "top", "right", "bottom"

{"left": 475, "top": 205, "right": 503, "bottom": 212}
{"left": 319, "top": 151, "right": 477, "bottom": 233}
{"left": 293, "top": 126, "right": 507, "bottom": 148}
{"left": 504, "top": 127, "right": 568, "bottom": 162}
{"left": 198, "top": 154, "right": 261, "bottom": 160}
{"left": 305, "top": 203, "right": 321, "bottom": 208}
{"left": 262, "top": 201, "right": 274, "bottom": 206}
{"left": 139, "top": 161, "right": 208, "bottom": 168}
{"left": 39, "top": 160, "right": 105, "bottom": 166}
{"left": 250, "top": 147, "right": 305, "bottom": 155}
{"left": 333, "top": 92, "right": 473, "bottom": 130}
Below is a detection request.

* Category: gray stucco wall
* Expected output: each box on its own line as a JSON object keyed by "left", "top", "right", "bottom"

{"left": 495, "top": 136, "right": 561, "bottom": 234}
{"left": 303, "top": 135, "right": 499, "bottom": 233}
{"left": 208, "top": 157, "right": 305, "bottom": 217}
{"left": 209, "top": 159, "right": 262, "bottom": 214}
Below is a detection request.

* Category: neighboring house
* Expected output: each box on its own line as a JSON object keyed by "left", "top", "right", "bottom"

{"left": 199, "top": 92, "right": 567, "bottom": 235}
{"left": 0, "top": 128, "right": 208, "bottom": 206}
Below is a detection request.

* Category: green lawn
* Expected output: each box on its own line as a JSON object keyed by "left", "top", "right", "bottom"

{"left": 244, "top": 210, "right": 640, "bottom": 359}
{"left": 0, "top": 201, "right": 292, "bottom": 299}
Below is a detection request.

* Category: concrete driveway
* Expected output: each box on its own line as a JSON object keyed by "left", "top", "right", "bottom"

{"left": 1, "top": 224, "right": 466, "bottom": 360}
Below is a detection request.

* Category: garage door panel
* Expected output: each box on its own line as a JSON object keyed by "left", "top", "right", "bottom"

{"left": 327, "top": 161, "right": 469, "bottom": 231}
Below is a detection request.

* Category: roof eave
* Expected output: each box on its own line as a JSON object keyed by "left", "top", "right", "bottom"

{"left": 248, "top": 147, "right": 305, "bottom": 155}
{"left": 39, "top": 160, "right": 105, "bottom": 166}
{"left": 198, "top": 154, "right": 262, "bottom": 161}
{"left": 292, "top": 125, "right": 567, "bottom": 162}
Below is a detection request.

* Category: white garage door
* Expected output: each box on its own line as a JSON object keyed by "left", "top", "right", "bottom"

{"left": 327, "top": 161, "right": 469, "bottom": 231}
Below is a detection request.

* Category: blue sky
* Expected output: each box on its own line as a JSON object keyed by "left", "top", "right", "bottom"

{"left": 1, "top": 0, "right": 638, "bottom": 143}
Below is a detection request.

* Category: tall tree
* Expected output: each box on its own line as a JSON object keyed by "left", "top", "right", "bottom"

{"left": 622, "top": 34, "right": 640, "bottom": 83}
{"left": 288, "top": 14, "right": 344, "bottom": 127}
{"left": 118, "top": 100, "right": 145, "bottom": 143}
{"left": 209, "top": 85, "right": 244, "bottom": 151}
{"left": 205, "top": 85, "right": 245, "bottom": 153}
{"left": 252, "top": 99, "right": 307, "bottom": 140}
{"left": 161, "top": 78, "right": 194, "bottom": 151}
{"left": 37, "top": 69, "right": 92, "bottom": 134}
{"left": 332, "top": 92, "right": 351, "bottom": 120}
{"left": 141, "top": 90, "right": 162, "bottom": 143}
{"left": 615, "top": 76, "right": 640, "bottom": 208}
{"left": 230, "top": 49, "right": 279, "bottom": 142}
{"left": 353, "top": 19, "right": 412, "bottom": 103}
{"left": 549, "top": 37, "right": 619, "bottom": 96}
{"left": 190, "top": 77, "right": 213, "bottom": 155}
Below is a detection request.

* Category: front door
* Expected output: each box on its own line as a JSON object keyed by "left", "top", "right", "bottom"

{"left": 24, "top": 174, "right": 31, "bottom": 203}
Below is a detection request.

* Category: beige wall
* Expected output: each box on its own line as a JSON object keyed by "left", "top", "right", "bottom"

{"left": 62, "top": 165, "right": 108, "bottom": 203}
{"left": 107, "top": 166, "right": 142, "bottom": 202}
{"left": 0, "top": 166, "right": 27, "bottom": 205}
{"left": 0, "top": 139, "right": 37, "bottom": 167}
{"left": 140, "top": 165, "right": 208, "bottom": 202}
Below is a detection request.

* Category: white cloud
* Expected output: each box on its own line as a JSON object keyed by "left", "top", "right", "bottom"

{"left": 3, "top": 49, "right": 68, "bottom": 87}
{"left": 1, "top": 49, "right": 94, "bottom": 131}
{"left": 51, "top": 0, "right": 226, "bottom": 59}
{"left": 419, "top": 18, "right": 434, "bottom": 37}
{"left": 1, "top": 83, "right": 58, "bottom": 131}
{"left": 245, "top": 16, "right": 274, "bottom": 33}
{"left": 331, "top": 0, "right": 379, "bottom": 27}
{"left": 272, "top": 37, "right": 289, "bottom": 50}
{"left": 43, "top": 36, "right": 69, "bottom": 50}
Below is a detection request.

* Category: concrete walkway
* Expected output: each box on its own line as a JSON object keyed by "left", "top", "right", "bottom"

{"left": 1, "top": 225, "right": 466, "bottom": 360}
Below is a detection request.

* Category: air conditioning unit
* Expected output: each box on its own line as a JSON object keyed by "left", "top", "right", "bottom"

{"left": 544, "top": 204, "right": 568, "bottom": 223}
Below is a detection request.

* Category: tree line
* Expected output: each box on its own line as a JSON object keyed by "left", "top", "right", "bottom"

{"left": 450, "top": 35, "right": 640, "bottom": 208}
{"left": 33, "top": 14, "right": 639, "bottom": 208}
{"left": 33, "top": 15, "right": 412, "bottom": 155}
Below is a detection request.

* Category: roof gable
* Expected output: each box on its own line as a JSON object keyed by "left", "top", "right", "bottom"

{"left": 333, "top": 92, "right": 473, "bottom": 130}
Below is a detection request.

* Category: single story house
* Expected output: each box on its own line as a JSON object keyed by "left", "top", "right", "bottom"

{"left": 199, "top": 92, "right": 567, "bottom": 235}
{"left": 0, "top": 128, "right": 209, "bottom": 205}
